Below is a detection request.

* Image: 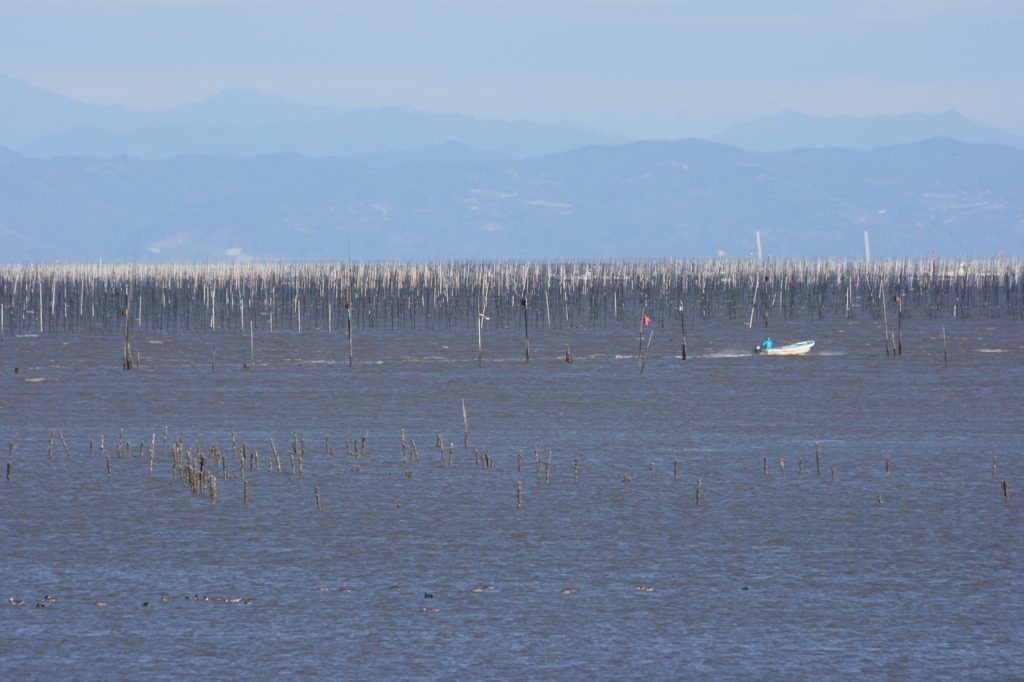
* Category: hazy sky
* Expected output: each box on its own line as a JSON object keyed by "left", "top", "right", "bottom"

{"left": 1, "top": 0, "right": 1021, "bottom": 137}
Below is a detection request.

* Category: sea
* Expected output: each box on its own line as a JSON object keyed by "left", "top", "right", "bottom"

{"left": 1, "top": 315, "right": 1022, "bottom": 680}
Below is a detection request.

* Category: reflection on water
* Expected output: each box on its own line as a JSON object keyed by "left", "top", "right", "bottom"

{"left": 1, "top": 317, "right": 1022, "bottom": 680}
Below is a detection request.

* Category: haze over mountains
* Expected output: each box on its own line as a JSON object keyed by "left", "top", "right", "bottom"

{"left": 4, "top": 75, "right": 1024, "bottom": 159}
{"left": 2, "top": 137, "right": 1022, "bottom": 262}
{"left": 0, "top": 76, "right": 626, "bottom": 159}
{"left": 711, "top": 111, "right": 1024, "bottom": 153}
{"left": 1, "top": 75, "right": 1023, "bottom": 261}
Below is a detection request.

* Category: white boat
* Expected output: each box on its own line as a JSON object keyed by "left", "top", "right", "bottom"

{"left": 754, "top": 340, "right": 814, "bottom": 355}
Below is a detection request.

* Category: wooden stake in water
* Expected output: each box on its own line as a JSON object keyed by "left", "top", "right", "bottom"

{"left": 674, "top": 459, "right": 678, "bottom": 481}
{"left": 346, "top": 301, "right": 353, "bottom": 367}
{"left": 639, "top": 325, "right": 654, "bottom": 376}
{"left": 780, "top": 458, "right": 785, "bottom": 478}
{"left": 881, "top": 282, "right": 891, "bottom": 357}
{"left": 122, "top": 288, "right": 133, "bottom": 371}
{"left": 748, "top": 278, "right": 759, "bottom": 329}
{"left": 896, "top": 294, "right": 903, "bottom": 356}
{"left": 58, "top": 430, "right": 71, "bottom": 459}
{"left": 678, "top": 302, "right": 687, "bottom": 360}
{"left": 763, "top": 457, "right": 768, "bottom": 476}
{"left": 243, "top": 480, "right": 249, "bottom": 504}
{"left": 885, "top": 458, "right": 891, "bottom": 477}
{"left": 315, "top": 486, "right": 322, "bottom": 512}
{"left": 815, "top": 442, "right": 821, "bottom": 475}
{"left": 462, "top": 399, "right": 469, "bottom": 448}
{"left": 574, "top": 458, "right": 579, "bottom": 483}
{"left": 477, "top": 280, "right": 489, "bottom": 368}
{"left": 521, "top": 297, "right": 530, "bottom": 362}
{"left": 696, "top": 479, "right": 702, "bottom": 506}
{"left": 1002, "top": 480, "right": 1009, "bottom": 501}
{"left": 992, "top": 456, "right": 997, "bottom": 477}
{"left": 517, "top": 481, "right": 522, "bottom": 508}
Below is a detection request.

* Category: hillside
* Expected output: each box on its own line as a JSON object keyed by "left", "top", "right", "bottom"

{"left": 1, "top": 137, "right": 1021, "bottom": 261}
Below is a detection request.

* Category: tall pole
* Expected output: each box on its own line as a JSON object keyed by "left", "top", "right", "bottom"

{"left": 122, "top": 286, "right": 132, "bottom": 370}
{"left": 679, "top": 302, "right": 687, "bottom": 361}
{"left": 881, "top": 282, "right": 891, "bottom": 357}
{"left": 638, "top": 307, "right": 645, "bottom": 375}
{"left": 896, "top": 294, "right": 903, "bottom": 356}
{"left": 346, "top": 301, "right": 353, "bottom": 367}
{"left": 346, "top": 231, "right": 353, "bottom": 367}
{"left": 522, "top": 297, "right": 529, "bottom": 362}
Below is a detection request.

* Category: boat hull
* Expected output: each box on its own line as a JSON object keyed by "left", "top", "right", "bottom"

{"left": 754, "top": 340, "right": 814, "bottom": 355}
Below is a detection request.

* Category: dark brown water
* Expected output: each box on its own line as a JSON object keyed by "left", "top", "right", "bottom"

{"left": 2, "top": 317, "right": 1022, "bottom": 680}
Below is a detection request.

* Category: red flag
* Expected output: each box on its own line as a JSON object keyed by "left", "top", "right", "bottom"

{"left": 642, "top": 315, "right": 651, "bottom": 326}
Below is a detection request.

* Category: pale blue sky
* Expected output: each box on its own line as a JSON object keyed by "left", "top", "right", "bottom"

{"left": 1, "top": 0, "right": 1021, "bottom": 137}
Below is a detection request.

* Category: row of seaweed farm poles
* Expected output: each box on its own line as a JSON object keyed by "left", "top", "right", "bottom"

{"left": 0, "top": 258, "right": 1022, "bottom": 336}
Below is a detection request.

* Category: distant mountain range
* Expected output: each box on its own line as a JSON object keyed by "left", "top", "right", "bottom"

{"left": 1, "top": 75, "right": 1022, "bottom": 262}
{"left": 1, "top": 137, "right": 1021, "bottom": 261}
{"left": 4, "top": 75, "right": 1024, "bottom": 159}
{"left": 710, "top": 110, "right": 1024, "bottom": 153}
{"left": 0, "top": 76, "right": 627, "bottom": 159}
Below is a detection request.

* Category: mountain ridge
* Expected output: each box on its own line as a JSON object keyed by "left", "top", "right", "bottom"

{"left": 1, "top": 137, "right": 1020, "bottom": 262}
{"left": 710, "top": 110, "right": 1024, "bottom": 153}
{"left": 1, "top": 75, "right": 628, "bottom": 159}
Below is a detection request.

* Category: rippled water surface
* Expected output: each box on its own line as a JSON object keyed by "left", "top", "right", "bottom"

{"left": 2, "top": 317, "right": 1023, "bottom": 680}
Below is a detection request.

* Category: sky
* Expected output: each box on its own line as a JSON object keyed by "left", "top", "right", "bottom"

{"left": 1, "top": 0, "right": 1022, "bottom": 138}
